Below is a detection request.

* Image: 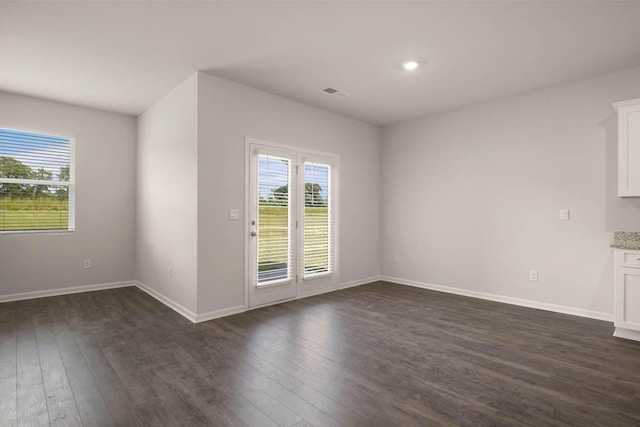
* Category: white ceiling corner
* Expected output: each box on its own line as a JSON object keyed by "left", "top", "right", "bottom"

{"left": 2, "top": 1, "right": 640, "bottom": 125}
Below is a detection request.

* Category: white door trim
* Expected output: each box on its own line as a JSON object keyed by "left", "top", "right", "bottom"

{"left": 244, "top": 137, "right": 340, "bottom": 309}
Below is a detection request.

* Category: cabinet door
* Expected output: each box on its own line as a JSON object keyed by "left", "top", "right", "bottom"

{"left": 615, "top": 267, "right": 640, "bottom": 331}
{"left": 618, "top": 103, "right": 640, "bottom": 197}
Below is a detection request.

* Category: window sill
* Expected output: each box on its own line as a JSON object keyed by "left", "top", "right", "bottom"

{"left": 0, "top": 230, "right": 75, "bottom": 236}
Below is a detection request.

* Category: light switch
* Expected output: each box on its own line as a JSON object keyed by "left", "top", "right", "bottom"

{"left": 559, "top": 209, "right": 570, "bottom": 221}
{"left": 229, "top": 208, "right": 240, "bottom": 220}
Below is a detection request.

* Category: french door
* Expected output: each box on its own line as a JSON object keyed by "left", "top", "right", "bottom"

{"left": 247, "top": 140, "right": 337, "bottom": 308}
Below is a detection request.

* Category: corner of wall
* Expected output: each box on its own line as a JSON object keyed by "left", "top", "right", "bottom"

{"left": 135, "top": 71, "right": 200, "bottom": 314}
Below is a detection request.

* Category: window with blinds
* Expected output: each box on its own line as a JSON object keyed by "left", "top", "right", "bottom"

{"left": 304, "top": 162, "right": 333, "bottom": 277}
{"left": 257, "top": 154, "right": 293, "bottom": 284}
{"left": 0, "top": 128, "right": 75, "bottom": 232}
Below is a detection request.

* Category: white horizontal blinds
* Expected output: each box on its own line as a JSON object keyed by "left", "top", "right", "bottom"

{"left": 0, "top": 128, "right": 74, "bottom": 232}
{"left": 257, "top": 154, "right": 293, "bottom": 284}
{"left": 303, "top": 162, "right": 332, "bottom": 277}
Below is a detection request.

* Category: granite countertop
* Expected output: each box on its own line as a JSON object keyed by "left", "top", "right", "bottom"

{"left": 610, "top": 232, "right": 640, "bottom": 250}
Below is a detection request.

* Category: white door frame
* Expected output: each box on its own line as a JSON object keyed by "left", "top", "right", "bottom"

{"left": 244, "top": 137, "right": 340, "bottom": 310}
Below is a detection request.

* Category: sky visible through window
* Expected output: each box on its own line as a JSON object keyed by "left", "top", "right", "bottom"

{"left": 0, "top": 128, "right": 70, "bottom": 180}
{"left": 257, "top": 155, "right": 328, "bottom": 201}
{"left": 258, "top": 155, "right": 288, "bottom": 199}
{"left": 305, "top": 162, "right": 329, "bottom": 206}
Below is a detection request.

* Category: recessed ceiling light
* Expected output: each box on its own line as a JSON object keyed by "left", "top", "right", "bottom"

{"left": 402, "top": 60, "right": 419, "bottom": 71}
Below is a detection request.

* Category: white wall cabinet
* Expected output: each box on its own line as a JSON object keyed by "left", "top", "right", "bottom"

{"left": 613, "top": 98, "right": 640, "bottom": 197}
{"left": 614, "top": 249, "right": 640, "bottom": 341}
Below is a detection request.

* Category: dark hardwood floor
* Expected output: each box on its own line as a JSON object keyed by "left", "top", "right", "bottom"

{"left": 1, "top": 281, "right": 639, "bottom": 426}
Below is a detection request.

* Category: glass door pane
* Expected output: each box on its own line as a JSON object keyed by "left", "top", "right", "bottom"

{"left": 303, "top": 162, "right": 331, "bottom": 277}
{"left": 257, "top": 154, "right": 293, "bottom": 285}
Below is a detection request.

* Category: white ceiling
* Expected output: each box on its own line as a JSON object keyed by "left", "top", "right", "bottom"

{"left": 2, "top": 2, "right": 640, "bottom": 126}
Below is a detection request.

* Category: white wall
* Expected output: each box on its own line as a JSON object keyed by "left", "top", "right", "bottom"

{"left": 10, "top": 63, "right": 637, "bottom": 323}
{"left": 137, "top": 74, "right": 199, "bottom": 313}
{"left": 382, "top": 66, "right": 640, "bottom": 317}
{"left": 0, "top": 91, "right": 136, "bottom": 296}
{"left": 197, "top": 72, "right": 381, "bottom": 314}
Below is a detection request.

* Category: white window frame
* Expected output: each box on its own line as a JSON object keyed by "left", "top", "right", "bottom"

{"left": 0, "top": 127, "right": 76, "bottom": 234}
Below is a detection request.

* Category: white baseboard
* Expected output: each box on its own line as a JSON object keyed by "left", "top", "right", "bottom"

{"left": 297, "top": 275, "right": 382, "bottom": 299}
{"left": 196, "top": 305, "right": 246, "bottom": 323}
{"left": 380, "top": 275, "right": 613, "bottom": 322}
{"left": 337, "top": 275, "right": 381, "bottom": 290}
{"left": 0, "top": 281, "right": 135, "bottom": 303}
{"left": 613, "top": 327, "right": 640, "bottom": 342}
{"left": 134, "top": 281, "right": 198, "bottom": 323}
{"left": 298, "top": 287, "right": 337, "bottom": 299}
{"left": 0, "top": 275, "right": 378, "bottom": 324}
{"left": 135, "top": 275, "right": 381, "bottom": 323}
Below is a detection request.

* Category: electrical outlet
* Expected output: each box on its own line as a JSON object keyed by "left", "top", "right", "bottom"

{"left": 559, "top": 209, "right": 570, "bottom": 221}
{"left": 529, "top": 270, "right": 538, "bottom": 281}
{"left": 394, "top": 254, "right": 400, "bottom": 263}
{"left": 84, "top": 258, "right": 91, "bottom": 269}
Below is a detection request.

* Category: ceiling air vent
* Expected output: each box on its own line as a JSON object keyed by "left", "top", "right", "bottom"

{"left": 322, "top": 87, "right": 350, "bottom": 98}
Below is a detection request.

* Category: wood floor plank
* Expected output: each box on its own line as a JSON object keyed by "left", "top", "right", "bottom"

{"left": 249, "top": 373, "right": 343, "bottom": 427}
{"left": 292, "top": 384, "right": 371, "bottom": 427}
{"left": 65, "top": 360, "right": 114, "bottom": 426}
{"left": 280, "top": 312, "right": 564, "bottom": 424}
{"left": 288, "top": 290, "right": 616, "bottom": 422}
{"left": 204, "top": 320, "right": 389, "bottom": 422}
{"left": 2, "top": 282, "right": 640, "bottom": 426}
{"left": 93, "top": 371, "right": 145, "bottom": 427}
{"left": 15, "top": 311, "right": 49, "bottom": 427}
{"left": 33, "top": 312, "right": 76, "bottom": 413}
{"left": 0, "top": 305, "right": 18, "bottom": 427}
{"left": 222, "top": 393, "right": 280, "bottom": 427}
{"left": 218, "top": 307, "right": 497, "bottom": 426}
{"left": 47, "top": 398, "right": 82, "bottom": 426}
{"left": 0, "top": 360, "right": 18, "bottom": 427}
